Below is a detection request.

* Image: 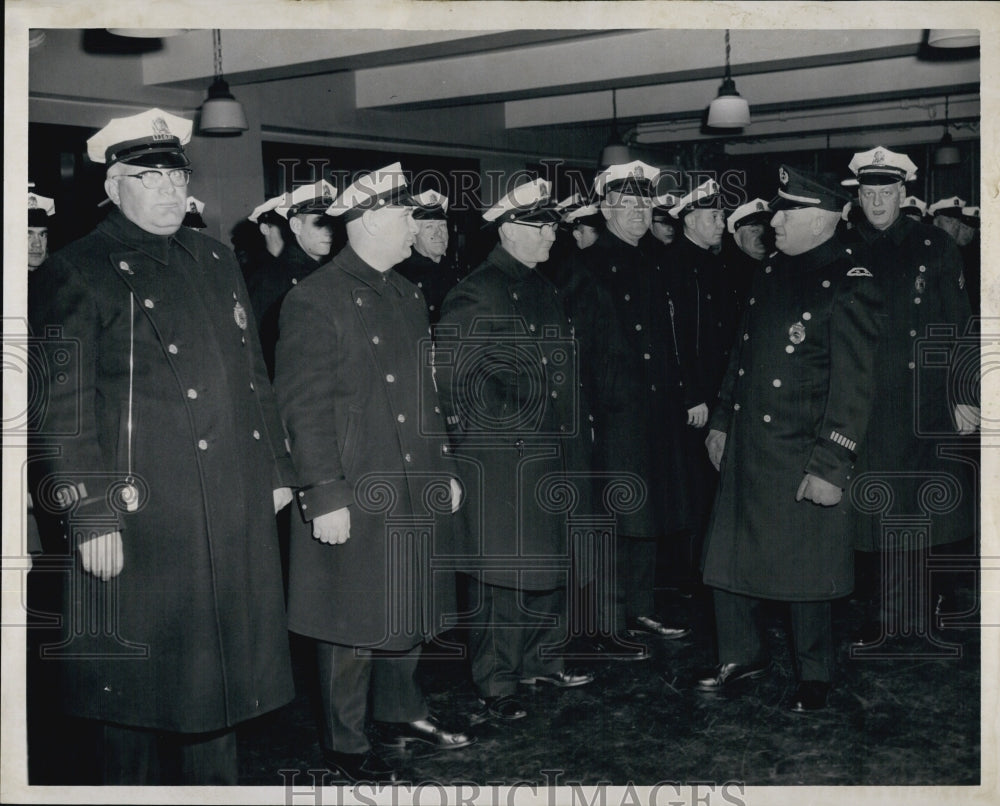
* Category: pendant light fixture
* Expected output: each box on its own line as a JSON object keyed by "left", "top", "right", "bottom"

{"left": 199, "top": 29, "right": 248, "bottom": 135}
{"left": 599, "top": 88, "right": 631, "bottom": 168}
{"left": 707, "top": 29, "right": 750, "bottom": 129}
{"left": 927, "top": 30, "right": 980, "bottom": 49}
{"left": 934, "top": 96, "right": 960, "bottom": 167}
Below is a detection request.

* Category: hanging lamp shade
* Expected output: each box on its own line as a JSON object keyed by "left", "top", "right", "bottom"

{"left": 927, "top": 30, "right": 979, "bottom": 48}
{"left": 934, "top": 131, "right": 960, "bottom": 167}
{"left": 706, "top": 30, "right": 750, "bottom": 129}
{"left": 107, "top": 29, "right": 188, "bottom": 38}
{"left": 201, "top": 79, "right": 249, "bottom": 134}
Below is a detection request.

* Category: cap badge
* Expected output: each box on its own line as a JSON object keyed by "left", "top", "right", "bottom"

{"left": 873, "top": 150, "right": 885, "bottom": 166}
{"left": 152, "top": 117, "right": 172, "bottom": 141}
{"left": 915, "top": 276, "right": 927, "bottom": 294}
{"left": 233, "top": 301, "right": 248, "bottom": 330}
{"left": 755, "top": 201, "right": 764, "bottom": 211}
{"left": 633, "top": 166, "right": 644, "bottom": 179}
{"left": 788, "top": 321, "right": 806, "bottom": 345}
{"left": 954, "top": 198, "right": 961, "bottom": 206}
{"left": 779, "top": 167, "right": 789, "bottom": 185}
{"left": 28, "top": 195, "right": 37, "bottom": 208}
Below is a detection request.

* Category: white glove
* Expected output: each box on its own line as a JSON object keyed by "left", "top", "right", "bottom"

{"left": 313, "top": 507, "right": 351, "bottom": 545}
{"left": 705, "top": 429, "right": 727, "bottom": 472}
{"left": 954, "top": 404, "right": 980, "bottom": 435}
{"left": 79, "top": 530, "right": 124, "bottom": 580}
{"left": 273, "top": 487, "right": 293, "bottom": 513}
{"left": 450, "top": 478, "right": 462, "bottom": 513}
{"left": 796, "top": 474, "right": 842, "bottom": 507}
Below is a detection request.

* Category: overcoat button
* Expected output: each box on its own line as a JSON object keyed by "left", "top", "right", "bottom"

{"left": 386, "top": 374, "right": 395, "bottom": 383}
{"left": 144, "top": 298, "right": 154, "bottom": 309}
{"left": 914, "top": 297, "right": 922, "bottom": 304}
{"left": 198, "top": 439, "right": 208, "bottom": 450}
{"left": 252, "top": 430, "right": 260, "bottom": 440}
{"left": 168, "top": 344, "right": 178, "bottom": 354}
{"left": 397, "top": 414, "right": 406, "bottom": 423}
{"left": 763, "top": 414, "right": 772, "bottom": 423}
{"left": 372, "top": 336, "right": 380, "bottom": 344}
{"left": 802, "top": 312, "right": 811, "bottom": 321}
{"left": 822, "top": 280, "right": 831, "bottom": 288}
{"left": 404, "top": 453, "right": 412, "bottom": 463}
{"left": 118, "top": 261, "right": 129, "bottom": 271}
{"left": 187, "top": 388, "right": 198, "bottom": 399}
{"left": 786, "top": 345, "right": 795, "bottom": 354}
{"left": 773, "top": 379, "right": 782, "bottom": 388}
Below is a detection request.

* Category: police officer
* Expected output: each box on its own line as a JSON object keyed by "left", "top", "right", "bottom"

{"left": 723, "top": 198, "right": 772, "bottom": 312}
{"left": 247, "top": 180, "right": 337, "bottom": 378}
{"left": 575, "top": 160, "right": 693, "bottom": 650}
{"left": 27, "top": 108, "right": 296, "bottom": 784}
{"left": 698, "top": 166, "right": 883, "bottom": 712}
{"left": 437, "top": 179, "right": 596, "bottom": 722}
{"left": 929, "top": 196, "right": 980, "bottom": 314}
{"left": 844, "top": 150, "right": 978, "bottom": 647}
{"left": 182, "top": 195, "right": 207, "bottom": 229}
{"left": 275, "top": 164, "right": 470, "bottom": 784}
{"left": 395, "top": 189, "right": 462, "bottom": 323}
{"left": 27, "top": 184, "right": 54, "bottom": 271}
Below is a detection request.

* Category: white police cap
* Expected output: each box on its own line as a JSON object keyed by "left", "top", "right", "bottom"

{"left": 412, "top": 189, "right": 449, "bottom": 220}
{"left": 87, "top": 108, "right": 193, "bottom": 167}
{"left": 928, "top": 196, "right": 966, "bottom": 218}
{"left": 669, "top": 179, "right": 721, "bottom": 219}
{"left": 482, "top": 178, "right": 559, "bottom": 225}
{"left": 846, "top": 146, "right": 918, "bottom": 185}
{"left": 727, "top": 198, "right": 771, "bottom": 234}
{"left": 564, "top": 203, "right": 600, "bottom": 225}
{"left": 28, "top": 188, "right": 56, "bottom": 217}
{"left": 326, "top": 163, "right": 411, "bottom": 221}
{"left": 594, "top": 160, "right": 660, "bottom": 198}
{"left": 248, "top": 194, "right": 286, "bottom": 224}
{"left": 275, "top": 179, "right": 338, "bottom": 219}
{"left": 900, "top": 196, "right": 927, "bottom": 217}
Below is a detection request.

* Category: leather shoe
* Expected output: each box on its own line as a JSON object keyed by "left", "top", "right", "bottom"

{"left": 470, "top": 694, "right": 527, "bottom": 724}
{"left": 376, "top": 715, "right": 474, "bottom": 750}
{"left": 789, "top": 680, "right": 830, "bottom": 712}
{"left": 323, "top": 748, "right": 397, "bottom": 783}
{"left": 628, "top": 615, "right": 691, "bottom": 640}
{"left": 520, "top": 669, "right": 594, "bottom": 688}
{"left": 696, "top": 660, "right": 770, "bottom": 691}
{"left": 850, "top": 622, "right": 884, "bottom": 648}
{"left": 589, "top": 634, "right": 650, "bottom": 661}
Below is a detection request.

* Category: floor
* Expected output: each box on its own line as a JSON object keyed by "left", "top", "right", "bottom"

{"left": 234, "top": 584, "right": 982, "bottom": 788}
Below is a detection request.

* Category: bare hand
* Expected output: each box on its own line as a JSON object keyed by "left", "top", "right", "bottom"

{"left": 79, "top": 531, "right": 124, "bottom": 580}
{"left": 687, "top": 403, "right": 709, "bottom": 428}
{"left": 313, "top": 507, "right": 351, "bottom": 544}
{"left": 273, "top": 487, "right": 293, "bottom": 513}
{"left": 795, "top": 474, "right": 843, "bottom": 507}
{"left": 954, "top": 404, "right": 980, "bottom": 434}
{"left": 705, "top": 429, "right": 727, "bottom": 472}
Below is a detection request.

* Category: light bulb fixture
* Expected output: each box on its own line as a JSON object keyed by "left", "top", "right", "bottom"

{"left": 927, "top": 30, "right": 980, "bottom": 49}
{"left": 934, "top": 96, "right": 960, "bottom": 167}
{"left": 199, "top": 29, "right": 248, "bottom": 135}
{"left": 707, "top": 29, "right": 750, "bottom": 129}
{"left": 599, "top": 88, "right": 631, "bottom": 168}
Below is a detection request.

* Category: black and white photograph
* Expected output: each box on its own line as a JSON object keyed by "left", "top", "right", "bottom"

{"left": 3, "top": 2, "right": 996, "bottom": 804}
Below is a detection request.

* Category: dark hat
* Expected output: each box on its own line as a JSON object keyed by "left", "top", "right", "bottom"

{"left": 594, "top": 160, "right": 660, "bottom": 198}
{"left": 28, "top": 186, "right": 55, "bottom": 226}
{"left": 727, "top": 198, "right": 771, "bottom": 234}
{"left": 846, "top": 146, "right": 917, "bottom": 186}
{"left": 326, "top": 162, "right": 412, "bottom": 222}
{"left": 411, "top": 190, "right": 449, "bottom": 221}
{"left": 87, "top": 108, "right": 192, "bottom": 168}
{"left": 771, "top": 165, "right": 852, "bottom": 213}
{"left": 483, "top": 179, "right": 560, "bottom": 227}
{"left": 669, "top": 180, "right": 721, "bottom": 219}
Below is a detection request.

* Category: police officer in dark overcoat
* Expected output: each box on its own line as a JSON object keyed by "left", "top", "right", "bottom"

{"left": 395, "top": 189, "right": 463, "bottom": 324}
{"left": 274, "top": 164, "right": 470, "bottom": 784}
{"left": 436, "top": 179, "right": 596, "bottom": 723}
{"left": 27, "top": 109, "right": 296, "bottom": 784}
{"left": 699, "top": 166, "right": 883, "bottom": 712}
{"left": 574, "top": 161, "right": 693, "bottom": 648}
{"left": 842, "top": 149, "right": 978, "bottom": 647}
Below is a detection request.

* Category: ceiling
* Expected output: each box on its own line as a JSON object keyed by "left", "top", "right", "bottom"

{"left": 136, "top": 28, "right": 980, "bottom": 156}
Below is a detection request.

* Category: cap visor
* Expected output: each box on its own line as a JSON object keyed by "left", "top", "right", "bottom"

{"left": 120, "top": 149, "right": 191, "bottom": 169}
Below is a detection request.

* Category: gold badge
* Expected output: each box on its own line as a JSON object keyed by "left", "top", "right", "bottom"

{"left": 233, "top": 301, "right": 248, "bottom": 330}
{"left": 788, "top": 322, "right": 806, "bottom": 345}
{"left": 915, "top": 276, "right": 927, "bottom": 294}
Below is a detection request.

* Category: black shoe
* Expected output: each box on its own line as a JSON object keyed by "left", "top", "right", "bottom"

{"left": 627, "top": 615, "right": 691, "bottom": 640}
{"left": 470, "top": 694, "right": 527, "bottom": 724}
{"left": 850, "top": 622, "right": 883, "bottom": 648}
{"left": 376, "top": 715, "right": 474, "bottom": 750}
{"left": 789, "top": 680, "right": 830, "bottom": 713}
{"left": 520, "top": 669, "right": 594, "bottom": 688}
{"left": 588, "top": 634, "right": 650, "bottom": 661}
{"left": 696, "top": 660, "right": 770, "bottom": 692}
{"left": 322, "top": 748, "right": 397, "bottom": 783}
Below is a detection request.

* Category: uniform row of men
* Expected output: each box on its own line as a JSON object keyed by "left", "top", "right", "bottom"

{"left": 26, "top": 108, "right": 979, "bottom": 785}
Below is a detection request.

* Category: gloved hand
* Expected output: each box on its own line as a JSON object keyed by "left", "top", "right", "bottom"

{"left": 954, "top": 404, "right": 980, "bottom": 434}
{"left": 79, "top": 530, "right": 124, "bottom": 580}
{"left": 273, "top": 487, "right": 293, "bottom": 513}
{"left": 795, "top": 474, "right": 842, "bottom": 507}
{"left": 313, "top": 507, "right": 351, "bottom": 544}
{"left": 705, "top": 429, "right": 727, "bottom": 471}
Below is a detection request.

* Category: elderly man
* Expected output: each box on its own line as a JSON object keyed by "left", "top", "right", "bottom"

{"left": 575, "top": 160, "right": 693, "bottom": 654}
{"left": 27, "top": 185, "right": 54, "bottom": 270}
{"left": 275, "top": 164, "right": 470, "bottom": 784}
{"left": 437, "top": 179, "right": 596, "bottom": 722}
{"left": 247, "top": 180, "right": 336, "bottom": 379}
{"left": 843, "top": 151, "right": 978, "bottom": 648}
{"left": 27, "top": 108, "right": 296, "bottom": 784}
{"left": 396, "top": 189, "right": 462, "bottom": 323}
{"left": 699, "top": 166, "right": 882, "bottom": 712}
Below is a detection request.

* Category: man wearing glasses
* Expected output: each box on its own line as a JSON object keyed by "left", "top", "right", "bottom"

{"left": 28, "top": 108, "right": 296, "bottom": 784}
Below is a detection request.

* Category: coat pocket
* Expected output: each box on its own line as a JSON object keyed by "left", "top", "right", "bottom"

{"left": 340, "top": 403, "right": 364, "bottom": 476}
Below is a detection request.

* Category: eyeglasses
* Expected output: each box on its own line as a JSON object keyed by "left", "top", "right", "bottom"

{"left": 116, "top": 169, "right": 192, "bottom": 190}
{"left": 515, "top": 221, "right": 558, "bottom": 232}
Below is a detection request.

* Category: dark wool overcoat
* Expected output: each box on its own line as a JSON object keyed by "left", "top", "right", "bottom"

{"left": 28, "top": 210, "right": 296, "bottom": 733}
{"left": 274, "top": 245, "right": 459, "bottom": 649}
{"left": 847, "top": 216, "right": 977, "bottom": 550}
{"left": 702, "top": 235, "right": 883, "bottom": 600}
{"left": 436, "top": 245, "right": 598, "bottom": 591}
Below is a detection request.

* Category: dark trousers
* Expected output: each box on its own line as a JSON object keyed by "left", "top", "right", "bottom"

{"left": 465, "top": 576, "right": 565, "bottom": 698}
{"left": 713, "top": 588, "right": 834, "bottom": 683}
{"left": 614, "top": 535, "right": 657, "bottom": 630}
{"left": 95, "top": 722, "right": 237, "bottom": 785}
{"left": 316, "top": 641, "right": 426, "bottom": 754}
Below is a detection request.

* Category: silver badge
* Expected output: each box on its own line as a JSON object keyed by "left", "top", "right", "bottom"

{"left": 788, "top": 321, "right": 806, "bottom": 345}
{"left": 233, "top": 301, "right": 248, "bottom": 330}
{"left": 779, "top": 167, "right": 789, "bottom": 185}
{"left": 915, "top": 276, "right": 927, "bottom": 294}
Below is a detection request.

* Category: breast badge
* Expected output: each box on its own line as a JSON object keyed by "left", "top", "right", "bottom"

{"left": 788, "top": 322, "right": 806, "bottom": 345}
{"left": 233, "top": 301, "right": 248, "bottom": 330}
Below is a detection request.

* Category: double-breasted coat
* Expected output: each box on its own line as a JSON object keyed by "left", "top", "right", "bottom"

{"left": 574, "top": 229, "right": 695, "bottom": 537}
{"left": 702, "top": 235, "right": 883, "bottom": 600}
{"left": 436, "top": 245, "right": 596, "bottom": 591}
{"left": 847, "top": 216, "right": 977, "bottom": 550}
{"left": 274, "top": 245, "right": 458, "bottom": 650}
{"left": 28, "top": 210, "right": 296, "bottom": 733}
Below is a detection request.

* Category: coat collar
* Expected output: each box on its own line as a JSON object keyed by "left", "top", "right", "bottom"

{"left": 333, "top": 244, "right": 408, "bottom": 296}
{"left": 780, "top": 232, "right": 850, "bottom": 272}
{"left": 98, "top": 209, "right": 197, "bottom": 265}
{"left": 486, "top": 244, "right": 537, "bottom": 282}
{"left": 855, "top": 214, "right": 912, "bottom": 247}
